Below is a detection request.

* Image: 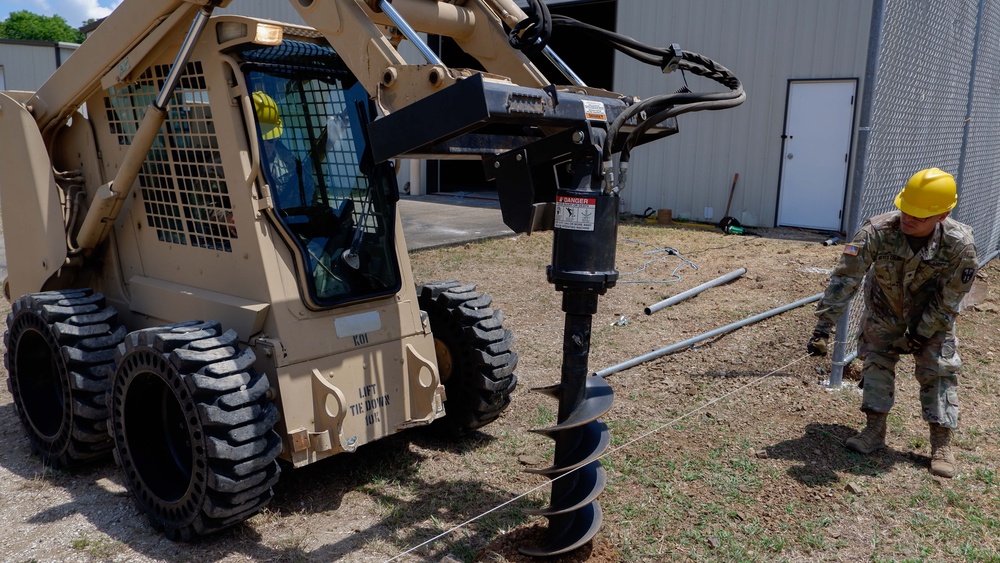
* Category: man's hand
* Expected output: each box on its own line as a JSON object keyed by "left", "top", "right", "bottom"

{"left": 893, "top": 333, "right": 929, "bottom": 355}
{"left": 807, "top": 329, "right": 830, "bottom": 356}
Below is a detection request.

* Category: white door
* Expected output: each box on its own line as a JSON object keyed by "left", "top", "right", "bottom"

{"left": 777, "top": 80, "right": 856, "bottom": 230}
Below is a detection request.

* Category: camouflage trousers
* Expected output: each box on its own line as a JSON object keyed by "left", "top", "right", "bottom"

{"left": 857, "top": 319, "right": 961, "bottom": 429}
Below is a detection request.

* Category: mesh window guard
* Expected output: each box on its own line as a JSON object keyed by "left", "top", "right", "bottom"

{"left": 105, "top": 61, "right": 236, "bottom": 252}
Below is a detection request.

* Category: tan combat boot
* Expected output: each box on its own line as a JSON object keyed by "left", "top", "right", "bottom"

{"left": 929, "top": 424, "right": 957, "bottom": 478}
{"left": 845, "top": 411, "right": 887, "bottom": 454}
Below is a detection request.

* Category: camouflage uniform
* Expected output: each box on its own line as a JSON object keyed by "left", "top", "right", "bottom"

{"left": 815, "top": 211, "right": 977, "bottom": 428}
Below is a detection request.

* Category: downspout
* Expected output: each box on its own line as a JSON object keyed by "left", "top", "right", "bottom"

{"left": 54, "top": 41, "right": 79, "bottom": 68}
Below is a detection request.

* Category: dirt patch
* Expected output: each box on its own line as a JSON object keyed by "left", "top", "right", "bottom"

{"left": 2, "top": 219, "right": 998, "bottom": 562}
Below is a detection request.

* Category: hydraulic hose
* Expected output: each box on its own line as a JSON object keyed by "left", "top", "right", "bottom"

{"left": 506, "top": 7, "right": 744, "bottom": 195}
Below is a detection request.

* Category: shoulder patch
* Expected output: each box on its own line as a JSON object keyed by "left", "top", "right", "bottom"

{"left": 962, "top": 268, "right": 976, "bottom": 284}
{"left": 843, "top": 244, "right": 860, "bottom": 256}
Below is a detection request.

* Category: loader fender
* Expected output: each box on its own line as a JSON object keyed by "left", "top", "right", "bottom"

{"left": 0, "top": 92, "right": 68, "bottom": 298}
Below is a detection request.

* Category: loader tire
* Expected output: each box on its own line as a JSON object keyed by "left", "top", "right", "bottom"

{"left": 418, "top": 281, "right": 518, "bottom": 436}
{"left": 109, "top": 322, "right": 282, "bottom": 541}
{"left": 4, "top": 289, "right": 125, "bottom": 467}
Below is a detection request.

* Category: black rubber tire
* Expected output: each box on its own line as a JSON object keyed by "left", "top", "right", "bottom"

{"left": 109, "top": 321, "right": 282, "bottom": 541}
{"left": 4, "top": 289, "right": 125, "bottom": 467}
{"left": 418, "top": 281, "right": 518, "bottom": 436}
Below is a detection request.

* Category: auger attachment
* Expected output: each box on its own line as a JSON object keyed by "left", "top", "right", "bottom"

{"left": 521, "top": 177, "right": 619, "bottom": 556}
{"left": 521, "top": 375, "right": 613, "bottom": 556}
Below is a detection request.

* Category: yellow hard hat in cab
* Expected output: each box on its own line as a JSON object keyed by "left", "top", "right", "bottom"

{"left": 895, "top": 167, "right": 957, "bottom": 218}
{"left": 252, "top": 91, "right": 283, "bottom": 140}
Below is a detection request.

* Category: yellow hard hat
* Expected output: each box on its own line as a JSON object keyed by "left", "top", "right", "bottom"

{"left": 894, "top": 167, "right": 957, "bottom": 218}
{"left": 252, "top": 91, "right": 283, "bottom": 140}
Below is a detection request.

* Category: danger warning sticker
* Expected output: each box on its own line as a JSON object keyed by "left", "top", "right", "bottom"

{"left": 583, "top": 100, "right": 607, "bottom": 122}
{"left": 555, "top": 195, "right": 597, "bottom": 231}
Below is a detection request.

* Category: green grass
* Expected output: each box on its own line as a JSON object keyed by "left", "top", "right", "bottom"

{"left": 69, "top": 533, "right": 124, "bottom": 559}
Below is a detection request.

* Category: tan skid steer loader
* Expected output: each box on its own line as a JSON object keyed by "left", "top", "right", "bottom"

{"left": 0, "top": 0, "right": 742, "bottom": 554}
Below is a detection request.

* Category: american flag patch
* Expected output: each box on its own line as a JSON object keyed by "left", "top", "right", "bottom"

{"left": 843, "top": 244, "right": 860, "bottom": 256}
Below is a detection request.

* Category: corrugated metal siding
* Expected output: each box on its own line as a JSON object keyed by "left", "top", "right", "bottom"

{"left": 58, "top": 46, "right": 77, "bottom": 67}
{"left": 216, "top": 1, "right": 306, "bottom": 25}
{"left": 0, "top": 42, "right": 75, "bottom": 91}
{"left": 615, "top": 0, "right": 872, "bottom": 227}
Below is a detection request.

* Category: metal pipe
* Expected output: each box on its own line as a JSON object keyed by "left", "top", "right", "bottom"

{"left": 378, "top": 0, "right": 444, "bottom": 66}
{"left": 831, "top": 0, "right": 885, "bottom": 388}
{"left": 595, "top": 293, "right": 823, "bottom": 378}
{"left": 828, "top": 312, "right": 852, "bottom": 388}
{"left": 829, "top": 350, "right": 858, "bottom": 388}
{"left": 955, "top": 0, "right": 987, "bottom": 200}
{"left": 644, "top": 268, "right": 746, "bottom": 315}
{"left": 543, "top": 46, "right": 587, "bottom": 87}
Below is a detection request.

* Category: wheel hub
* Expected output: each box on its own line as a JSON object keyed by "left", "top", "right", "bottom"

{"left": 434, "top": 337, "right": 454, "bottom": 383}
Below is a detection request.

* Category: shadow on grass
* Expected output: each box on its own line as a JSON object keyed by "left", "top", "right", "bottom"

{"left": 0, "top": 396, "right": 534, "bottom": 562}
{"left": 765, "top": 422, "right": 927, "bottom": 486}
{"left": 250, "top": 431, "right": 538, "bottom": 561}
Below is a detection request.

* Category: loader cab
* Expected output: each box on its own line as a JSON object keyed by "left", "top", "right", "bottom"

{"left": 241, "top": 40, "right": 401, "bottom": 310}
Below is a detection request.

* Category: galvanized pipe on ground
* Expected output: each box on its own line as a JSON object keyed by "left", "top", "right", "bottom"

{"left": 596, "top": 292, "right": 823, "bottom": 378}
{"left": 644, "top": 268, "right": 746, "bottom": 315}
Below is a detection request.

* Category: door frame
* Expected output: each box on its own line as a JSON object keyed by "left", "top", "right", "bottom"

{"left": 775, "top": 77, "right": 858, "bottom": 232}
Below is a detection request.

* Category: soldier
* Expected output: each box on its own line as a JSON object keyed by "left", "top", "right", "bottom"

{"left": 808, "top": 167, "right": 977, "bottom": 478}
{"left": 252, "top": 90, "right": 317, "bottom": 209}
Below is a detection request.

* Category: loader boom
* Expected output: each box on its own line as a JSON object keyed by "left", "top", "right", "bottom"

{"left": 29, "top": 0, "right": 548, "bottom": 142}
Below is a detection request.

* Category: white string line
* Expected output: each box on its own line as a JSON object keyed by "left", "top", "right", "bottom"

{"left": 386, "top": 352, "right": 813, "bottom": 562}
{"left": 601, "top": 353, "right": 811, "bottom": 460}
{"left": 384, "top": 465, "right": 554, "bottom": 561}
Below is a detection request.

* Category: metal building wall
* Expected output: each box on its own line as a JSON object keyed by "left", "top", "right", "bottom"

{"left": 216, "top": 1, "right": 306, "bottom": 25}
{"left": 0, "top": 41, "right": 77, "bottom": 91}
{"left": 613, "top": 0, "right": 873, "bottom": 227}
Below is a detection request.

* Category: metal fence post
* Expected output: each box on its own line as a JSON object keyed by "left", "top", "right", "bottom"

{"left": 828, "top": 0, "right": 885, "bottom": 389}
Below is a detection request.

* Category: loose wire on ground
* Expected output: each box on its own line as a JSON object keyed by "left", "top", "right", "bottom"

{"left": 618, "top": 238, "right": 698, "bottom": 284}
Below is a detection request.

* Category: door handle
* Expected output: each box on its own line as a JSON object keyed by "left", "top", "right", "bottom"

{"left": 786, "top": 153, "right": 793, "bottom": 160}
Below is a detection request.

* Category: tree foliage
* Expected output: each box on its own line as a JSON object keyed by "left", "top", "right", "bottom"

{"left": 0, "top": 11, "right": 86, "bottom": 43}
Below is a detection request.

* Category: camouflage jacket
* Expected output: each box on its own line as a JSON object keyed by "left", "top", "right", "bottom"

{"left": 815, "top": 211, "right": 977, "bottom": 338}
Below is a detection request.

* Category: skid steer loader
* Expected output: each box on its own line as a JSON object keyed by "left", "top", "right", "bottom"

{"left": 0, "top": 0, "right": 742, "bottom": 554}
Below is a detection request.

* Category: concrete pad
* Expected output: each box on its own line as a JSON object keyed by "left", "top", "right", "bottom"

{"left": 398, "top": 195, "right": 514, "bottom": 251}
